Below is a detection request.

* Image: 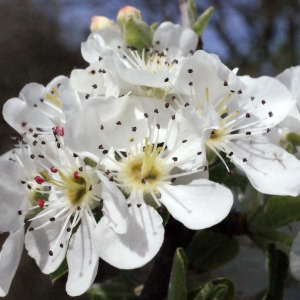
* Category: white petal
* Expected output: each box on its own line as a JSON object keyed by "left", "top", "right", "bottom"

{"left": 0, "top": 158, "right": 28, "bottom": 232}
{"left": 25, "top": 209, "right": 69, "bottom": 274}
{"left": 153, "top": 22, "right": 198, "bottom": 56}
{"left": 238, "top": 75, "right": 295, "bottom": 128}
{"left": 159, "top": 179, "right": 233, "bottom": 229}
{"left": 93, "top": 205, "right": 164, "bottom": 269}
{"left": 0, "top": 228, "right": 24, "bottom": 296}
{"left": 291, "top": 230, "right": 300, "bottom": 280}
{"left": 66, "top": 211, "right": 99, "bottom": 296}
{"left": 229, "top": 140, "right": 300, "bottom": 196}
{"left": 96, "top": 171, "right": 129, "bottom": 234}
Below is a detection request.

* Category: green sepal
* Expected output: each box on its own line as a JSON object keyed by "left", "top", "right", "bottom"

{"left": 150, "top": 22, "right": 158, "bottom": 30}
{"left": 157, "top": 205, "right": 170, "bottom": 227}
{"left": 50, "top": 258, "right": 68, "bottom": 283}
{"left": 124, "top": 18, "right": 153, "bottom": 55}
{"left": 86, "top": 276, "right": 138, "bottom": 300}
{"left": 285, "top": 141, "right": 294, "bottom": 154}
{"left": 187, "top": 0, "right": 198, "bottom": 27}
{"left": 192, "top": 7, "right": 214, "bottom": 36}
{"left": 208, "top": 152, "right": 235, "bottom": 184}
{"left": 168, "top": 248, "right": 188, "bottom": 300}
{"left": 186, "top": 230, "right": 239, "bottom": 272}
{"left": 84, "top": 157, "right": 97, "bottom": 167}
{"left": 188, "top": 278, "right": 235, "bottom": 300}
{"left": 248, "top": 195, "right": 300, "bottom": 233}
{"left": 263, "top": 244, "right": 289, "bottom": 300}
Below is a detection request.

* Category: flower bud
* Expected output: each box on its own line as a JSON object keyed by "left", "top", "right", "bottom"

{"left": 90, "top": 16, "right": 114, "bottom": 32}
{"left": 117, "top": 6, "right": 141, "bottom": 26}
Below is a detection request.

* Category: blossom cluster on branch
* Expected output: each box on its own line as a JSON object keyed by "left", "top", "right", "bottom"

{"left": 1, "top": 4, "right": 300, "bottom": 299}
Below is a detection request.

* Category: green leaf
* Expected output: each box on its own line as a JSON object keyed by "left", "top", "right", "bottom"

{"left": 86, "top": 277, "right": 138, "bottom": 300}
{"left": 192, "top": 7, "right": 214, "bottom": 36}
{"left": 248, "top": 195, "right": 300, "bottom": 232}
{"left": 250, "top": 230, "right": 294, "bottom": 252}
{"left": 50, "top": 259, "right": 68, "bottom": 283}
{"left": 168, "top": 248, "right": 188, "bottom": 300}
{"left": 188, "top": 278, "right": 235, "bottom": 300}
{"left": 124, "top": 18, "right": 153, "bottom": 55}
{"left": 263, "top": 244, "right": 289, "bottom": 300}
{"left": 187, "top": 0, "right": 198, "bottom": 27}
{"left": 186, "top": 230, "right": 239, "bottom": 272}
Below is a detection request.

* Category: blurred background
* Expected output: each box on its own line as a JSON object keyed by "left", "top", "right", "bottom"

{"left": 1, "top": 0, "right": 300, "bottom": 299}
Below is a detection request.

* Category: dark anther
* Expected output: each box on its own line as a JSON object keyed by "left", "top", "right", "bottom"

{"left": 49, "top": 217, "right": 55, "bottom": 221}
{"left": 243, "top": 158, "right": 247, "bottom": 162}
{"left": 141, "top": 179, "right": 146, "bottom": 184}
{"left": 268, "top": 111, "right": 273, "bottom": 117}
{"left": 67, "top": 227, "right": 71, "bottom": 232}
{"left": 172, "top": 59, "right": 178, "bottom": 64}
{"left": 116, "top": 121, "right": 122, "bottom": 125}
{"left": 132, "top": 127, "right": 137, "bottom": 132}
{"left": 91, "top": 70, "right": 96, "bottom": 75}
{"left": 171, "top": 115, "right": 175, "bottom": 120}
{"left": 156, "top": 124, "right": 160, "bottom": 129}
{"left": 89, "top": 185, "right": 92, "bottom": 191}
{"left": 109, "top": 176, "right": 114, "bottom": 182}
{"left": 21, "top": 180, "right": 26, "bottom": 184}
{"left": 18, "top": 210, "right": 22, "bottom": 215}
{"left": 172, "top": 157, "right": 178, "bottom": 162}
{"left": 188, "top": 69, "right": 193, "bottom": 73}
{"left": 144, "top": 113, "right": 149, "bottom": 118}
{"left": 79, "top": 167, "right": 83, "bottom": 172}
{"left": 30, "top": 154, "right": 35, "bottom": 159}
{"left": 165, "top": 103, "right": 169, "bottom": 108}
{"left": 92, "top": 84, "right": 97, "bottom": 89}
{"left": 33, "top": 133, "right": 38, "bottom": 138}
{"left": 77, "top": 206, "right": 81, "bottom": 211}
{"left": 204, "top": 166, "right": 208, "bottom": 171}
{"left": 189, "top": 82, "right": 193, "bottom": 86}
{"left": 29, "top": 128, "right": 33, "bottom": 133}
{"left": 171, "top": 178, "right": 176, "bottom": 183}
{"left": 246, "top": 113, "right": 250, "bottom": 118}
{"left": 238, "top": 89, "right": 242, "bottom": 94}
{"left": 100, "top": 198, "right": 103, "bottom": 203}
{"left": 99, "top": 56, "right": 102, "bottom": 61}
{"left": 102, "top": 150, "right": 108, "bottom": 154}
{"left": 21, "top": 122, "right": 27, "bottom": 127}
{"left": 267, "top": 128, "right": 271, "bottom": 133}
{"left": 127, "top": 203, "right": 132, "bottom": 207}
{"left": 172, "top": 96, "right": 176, "bottom": 100}
{"left": 224, "top": 80, "right": 228, "bottom": 86}
{"left": 246, "top": 132, "right": 251, "bottom": 135}
{"left": 85, "top": 94, "right": 90, "bottom": 99}
{"left": 184, "top": 102, "right": 190, "bottom": 107}
{"left": 60, "top": 243, "right": 64, "bottom": 248}
{"left": 49, "top": 250, "right": 53, "bottom": 256}
{"left": 40, "top": 99, "right": 44, "bottom": 102}
{"left": 197, "top": 152, "right": 202, "bottom": 155}
{"left": 230, "top": 90, "right": 235, "bottom": 93}
{"left": 229, "top": 152, "right": 233, "bottom": 156}
{"left": 27, "top": 184, "right": 32, "bottom": 189}
{"left": 98, "top": 144, "right": 103, "bottom": 149}
{"left": 262, "top": 100, "right": 266, "bottom": 105}
{"left": 182, "top": 140, "right": 187, "bottom": 143}
{"left": 154, "top": 108, "right": 159, "bottom": 113}
{"left": 38, "top": 155, "right": 44, "bottom": 158}
{"left": 73, "top": 153, "right": 78, "bottom": 157}
{"left": 164, "top": 78, "right": 169, "bottom": 82}
{"left": 24, "top": 218, "right": 29, "bottom": 223}
{"left": 41, "top": 141, "right": 46, "bottom": 145}
{"left": 137, "top": 204, "right": 142, "bottom": 208}
{"left": 29, "top": 227, "right": 34, "bottom": 231}
{"left": 57, "top": 142, "right": 61, "bottom": 148}
{"left": 100, "top": 125, "right": 104, "bottom": 130}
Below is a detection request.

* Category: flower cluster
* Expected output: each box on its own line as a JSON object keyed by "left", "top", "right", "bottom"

{"left": 1, "top": 5, "right": 300, "bottom": 297}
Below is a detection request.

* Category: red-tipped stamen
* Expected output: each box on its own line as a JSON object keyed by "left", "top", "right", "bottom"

{"left": 34, "top": 176, "right": 45, "bottom": 184}
{"left": 37, "top": 199, "right": 45, "bottom": 208}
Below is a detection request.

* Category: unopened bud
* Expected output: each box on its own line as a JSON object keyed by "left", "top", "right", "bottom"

{"left": 117, "top": 6, "right": 141, "bottom": 26}
{"left": 90, "top": 16, "right": 114, "bottom": 32}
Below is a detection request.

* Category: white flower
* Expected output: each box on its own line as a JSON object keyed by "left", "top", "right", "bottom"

{"left": 23, "top": 142, "right": 128, "bottom": 296}
{"left": 172, "top": 50, "right": 300, "bottom": 196}
{"left": 71, "top": 22, "right": 198, "bottom": 99}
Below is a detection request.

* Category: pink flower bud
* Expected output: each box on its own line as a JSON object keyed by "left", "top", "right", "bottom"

{"left": 90, "top": 16, "right": 114, "bottom": 32}
{"left": 117, "top": 6, "right": 141, "bottom": 26}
